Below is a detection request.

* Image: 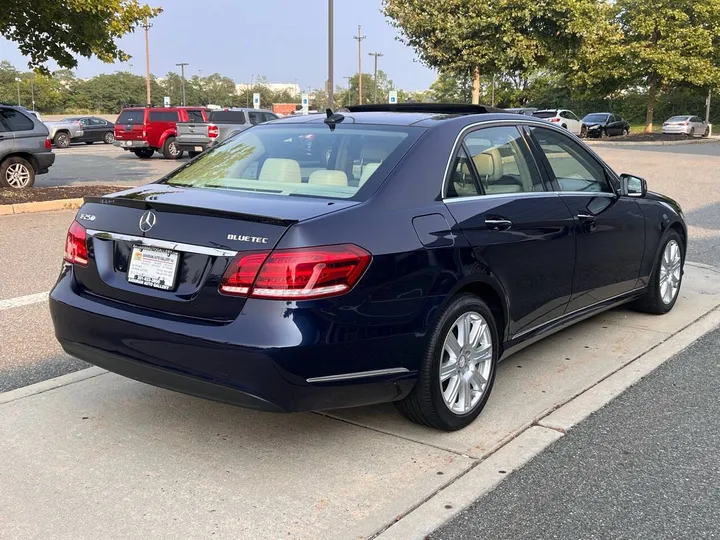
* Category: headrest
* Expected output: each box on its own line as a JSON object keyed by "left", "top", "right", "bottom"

{"left": 258, "top": 158, "right": 302, "bottom": 183}
{"left": 308, "top": 170, "right": 348, "bottom": 186}
{"left": 359, "top": 162, "right": 381, "bottom": 185}
{"left": 473, "top": 148, "right": 503, "bottom": 182}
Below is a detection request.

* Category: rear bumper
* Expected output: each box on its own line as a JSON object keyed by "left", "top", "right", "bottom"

{"left": 114, "top": 140, "right": 150, "bottom": 149}
{"left": 35, "top": 152, "right": 55, "bottom": 174}
{"left": 176, "top": 140, "right": 214, "bottom": 153}
{"left": 49, "top": 271, "right": 418, "bottom": 413}
{"left": 662, "top": 126, "right": 691, "bottom": 134}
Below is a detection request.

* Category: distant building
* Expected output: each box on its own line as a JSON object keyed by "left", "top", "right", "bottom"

{"left": 235, "top": 82, "right": 301, "bottom": 96}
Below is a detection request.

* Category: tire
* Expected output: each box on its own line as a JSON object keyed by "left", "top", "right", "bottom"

{"left": 703, "top": 127, "right": 710, "bottom": 138}
{"left": 53, "top": 131, "right": 70, "bottom": 148}
{"left": 623, "top": 127, "right": 630, "bottom": 136}
{"left": 133, "top": 148, "right": 154, "bottom": 159}
{"left": 580, "top": 125, "right": 588, "bottom": 138}
{"left": 85, "top": 141, "right": 94, "bottom": 145}
{"left": 690, "top": 128, "right": 695, "bottom": 138}
{"left": 189, "top": 151, "right": 201, "bottom": 158}
{"left": 162, "top": 137, "right": 183, "bottom": 159}
{"left": 104, "top": 132, "right": 115, "bottom": 144}
{"left": 561, "top": 124, "right": 568, "bottom": 130}
{"left": 601, "top": 129, "right": 609, "bottom": 139}
{"left": 0, "top": 156, "right": 36, "bottom": 189}
{"left": 632, "top": 230, "right": 684, "bottom": 315}
{"left": 395, "top": 294, "right": 499, "bottom": 431}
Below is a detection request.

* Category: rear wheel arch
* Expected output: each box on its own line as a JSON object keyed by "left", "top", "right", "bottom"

{"left": 2, "top": 152, "right": 38, "bottom": 172}
{"left": 668, "top": 222, "right": 687, "bottom": 257}
{"left": 455, "top": 281, "right": 507, "bottom": 343}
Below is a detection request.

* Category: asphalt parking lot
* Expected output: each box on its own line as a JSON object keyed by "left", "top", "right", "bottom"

{"left": 1, "top": 140, "right": 720, "bottom": 539}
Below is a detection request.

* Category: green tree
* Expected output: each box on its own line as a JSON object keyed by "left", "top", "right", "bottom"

{"left": 1, "top": 1, "right": 162, "bottom": 72}
{"left": 428, "top": 73, "right": 472, "bottom": 103}
{"left": 570, "top": 0, "right": 720, "bottom": 132}
{"left": 383, "top": 0, "right": 593, "bottom": 104}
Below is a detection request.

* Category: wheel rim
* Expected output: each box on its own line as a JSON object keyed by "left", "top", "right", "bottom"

{"left": 58, "top": 134, "right": 68, "bottom": 146}
{"left": 6, "top": 163, "right": 31, "bottom": 188}
{"left": 169, "top": 141, "right": 178, "bottom": 156}
{"left": 439, "top": 311, "right": 493, "bottom": 415}
{"left": 659, "top": 240, "right": 682, "bottom": 305}
{"left": 105, "top": 132, "right": 115, "bottom": 143}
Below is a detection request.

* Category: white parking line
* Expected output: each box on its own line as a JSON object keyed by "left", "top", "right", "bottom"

{"left": 0, "top": 292, "right": 49, "bottom": 311}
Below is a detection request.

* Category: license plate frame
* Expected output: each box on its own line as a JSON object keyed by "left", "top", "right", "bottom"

{"left": 194, "top": 146, "right": 203, "bottom": 152}
{"left": 127, "top": 245, "right": 180, "bottom": 291}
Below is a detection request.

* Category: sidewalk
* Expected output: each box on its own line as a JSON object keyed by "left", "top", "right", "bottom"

{"left": 1, "top": 263, "right": 719, "bottom": 540}
{"left": 432, "top": 326, "right": 720, "bottom": 540}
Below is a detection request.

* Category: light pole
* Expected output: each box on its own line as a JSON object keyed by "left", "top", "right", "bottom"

{"left": 14, "top": 77, "right": 21, "bottom": 106}
{"left": 368, "top": 52, "right": 383, "bottom": 103}
{"left": 176, "top": 62, "right": 189, "bottom": 106}
{"left": 328, "top": 0, "right": 334, "bottom": 109}
{"left": 143, "top": 18, "right": 153, "bottom": 106}
{"left": 247, "top": 74, "right": 254, "bottom": 108}
{"left": 30, "top": 74, "right": 35, "bottom": 110}
{"left": 353, "top": 25, "right": 366, "bottom": 104}
{"left": 343, "top": 76, "right": 352, "bottom": 105}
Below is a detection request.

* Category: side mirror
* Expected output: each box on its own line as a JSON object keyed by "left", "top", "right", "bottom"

{"left": 620, "top": 173, "right": 647, "bottom": 198}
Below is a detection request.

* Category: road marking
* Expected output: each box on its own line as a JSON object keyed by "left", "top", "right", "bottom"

{"left": 0, "top": 291, "right": 49, "bottom": 311}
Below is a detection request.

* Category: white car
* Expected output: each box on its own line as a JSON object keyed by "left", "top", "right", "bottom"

{"left": 662, "top": 116, "right": 710, "bottom": 137}
{"left": 532, "top": 109, "right": 587, "bottom": 137}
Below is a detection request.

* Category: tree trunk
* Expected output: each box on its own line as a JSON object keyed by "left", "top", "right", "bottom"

{"left": 471, "top": 67, "right": 480, "bottom": 104}
{"left": 645, "top": 76, "right": 656, "bottom": 134}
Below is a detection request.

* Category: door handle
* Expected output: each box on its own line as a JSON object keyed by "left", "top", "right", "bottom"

{"left": 485, "top": 218, "right": 513, "bottom": 231}
{"left": 577, "top": 213, "right": 596, "bottom": 222}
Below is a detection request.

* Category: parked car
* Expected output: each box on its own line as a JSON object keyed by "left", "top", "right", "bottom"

{"left": 51, "top": 103, "right": 686, "bottom": 431}
{"left": 582, "top": 113, "right": 631, "bottom": 138}
{"left": 113, "top": 106, "right": 210, "bottom": 159}
{"left": 661, "top": 115, "right": 710, "bottom": 137}
{"left": 532, "top": 109, "right": 587, "bottom": 137}
{"left": 44, "top": 119, "right": 84, "bottom": 148}
{"left": 0, "top": 104, "right": 55, "bottom": 189}
{"left": 176, "top": 108, "right": 278, "bottom": 156}
{"left": 62, "top": 116, "right": 116, "bottom": 145}
{"left": 505, "top": 107, "right": 538, "bottom": 116}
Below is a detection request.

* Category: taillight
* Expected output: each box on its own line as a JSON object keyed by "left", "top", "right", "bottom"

{"left": 550, "top": 118, "right": 561, "bottom": 122}
{"left": 219, "top": 244, "right": 371, "bottom": 300}
{"left": 63, "top": 221, "right": 88, "bottom": 266}
{"left": 682, "top": 122, "right": 689, "bottom": 126}
{"left": 45, "top": 138, "right": 52, "bottom": 149}
{"left": 208, "top": 124, "right": 219, "bottom": 138}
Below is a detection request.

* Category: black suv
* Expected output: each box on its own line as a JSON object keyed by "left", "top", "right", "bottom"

{"left": 0, "top": 105, "right": 55, "bottom": 189}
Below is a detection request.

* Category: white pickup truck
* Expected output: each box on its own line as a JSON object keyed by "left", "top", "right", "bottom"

{"left": 175, "top": 108, "right": 277, "bottom": 156}
{"left": 44, "top": 119, "right": 84, "bottom": 148}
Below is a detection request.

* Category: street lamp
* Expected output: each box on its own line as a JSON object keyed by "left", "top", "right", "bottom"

{"left": 368, "top": 52, "right": 383, "bottom": 103}
{"left": 247, "top": 74, "right": 254, "bottom": 108}
{"left": 14, "top": 77, "right": 21, "bottom": 106}
{"left": 175, "top": 62, "right": 189, "bottom": 106}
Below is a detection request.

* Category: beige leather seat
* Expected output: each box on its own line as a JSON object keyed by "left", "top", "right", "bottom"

{"left": 258, "top": 158, "right": 302, "bottom": 183}
{"left": 308, "top": 170, "right": 348, "bottom": 186}
{"left": 359, "top": 162, "right": 381, "bottom": 185}
{"left": 473, "top": 148, "right": 522, "bottom": 194}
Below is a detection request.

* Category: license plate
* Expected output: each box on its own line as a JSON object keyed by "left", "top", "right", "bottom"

{"left": 194, "top": 146, "right": 203, "bottom": 152}
{"left": 127, "top": 246, "right": 179, "bottom": 291}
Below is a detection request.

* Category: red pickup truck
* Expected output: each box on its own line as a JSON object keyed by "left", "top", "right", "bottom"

{"left": 113, "top": 106, "right": 210, "bottom": 159}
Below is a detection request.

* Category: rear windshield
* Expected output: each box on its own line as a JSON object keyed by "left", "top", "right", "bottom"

{"left": 532, "top": 111, "right": 557, "bottom": 119}
{"left": 117, "top": 110, "right": 144, "bottom": 124}
{"left": 209, "top": 110, "right": 246, "bottom": 124}
{"left": 163, "top": 123, "right": 421, "bottom": 200}
{"left": 667, "top": 116, "right": 690, "bottom": 122}
{"left": 583, "top": 114, "right": 609, "bottom": 123}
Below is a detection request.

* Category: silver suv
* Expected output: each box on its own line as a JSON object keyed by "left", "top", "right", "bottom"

{"left": 0, "top": 105, "right": 55, "bottom": 189}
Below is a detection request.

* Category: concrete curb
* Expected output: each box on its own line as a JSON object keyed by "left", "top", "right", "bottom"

{"left": 0, "top": 197, "right": 83, "bottom": 216}
{"left": 0, "top": 367, "right": 107, "bottom": 406}
{"left": 586, "top": 137, "right": 720, "bottom": 147}
{"left": 374, "top": 306, "right": 720, "bottom": 540}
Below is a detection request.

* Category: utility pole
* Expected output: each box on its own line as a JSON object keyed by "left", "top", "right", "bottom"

{"left": 14, "top": 77, "right": 21, "bottom": 106}
{"left": 491, "top": 75, "right": 496, "bottom": 107}
{"left": 143, "top": 18, "right": 152, "bottom": 106}
{"left": 328, "top": 0, "right": 334, "bottom": 109}
{"left": 343, "top": 76, "right": 352, "bottom": 105}
{"left": 176, "top": 63, "right": 189, "bottom": 106}
{"left": 247, "top": 74, "right": 254, "bottom": 108}
{"left": 30, "top": 74, "right": 35, "bottom": 110}
{"left": 368, "top": 52, "right": 383, "bottom": 103}
{"left": 353, "top": 25, "right": 366, "bottom": 104}
{"left": 706, "top": 89, "right": 712, "bottom": 126}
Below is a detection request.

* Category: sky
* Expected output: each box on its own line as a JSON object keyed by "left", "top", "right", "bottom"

{"left": 0, "top": 0, "right": 437, "bottom": 91}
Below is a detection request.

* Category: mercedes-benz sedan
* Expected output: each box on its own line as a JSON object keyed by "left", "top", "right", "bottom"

{"left": 50, "top": 104, "right": 686, "bottom": 431}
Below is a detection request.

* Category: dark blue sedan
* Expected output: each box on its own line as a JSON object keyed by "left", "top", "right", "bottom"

{"left": 50, "top": 104, "right": 686, "bottom": 431}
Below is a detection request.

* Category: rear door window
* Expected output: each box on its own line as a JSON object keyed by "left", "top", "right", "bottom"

{"left": 248, "top": 112, "right": 263, "bottom": 125}
{"left": 0, "top": 109, "right": 34, "bottom": 131}
{"left": 209, "top": 111, "right": 246, "bottom": 124}
{"left": 187, "top": 109, "right": 205, "bottom": 122}
{"left": 263, "top": 113, "right": 278, "bottom": 122}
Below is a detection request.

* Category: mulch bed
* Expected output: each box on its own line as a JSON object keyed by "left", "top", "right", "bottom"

{"left": 0, "top": 185, "right": 123, "bottom": 205}
{"left": 591, "top": 133, "right": 703, "bottom": 143}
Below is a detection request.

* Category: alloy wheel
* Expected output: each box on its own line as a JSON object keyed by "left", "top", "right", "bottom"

{"left": 5, "top": 163, "right": 31, "bottom": 188}
{"left": 169, "top": 141, "right": 179, "bottom": 156}
{"left": 439, "top": 311, "right": 493, "bottom": 414}
{"left": 659, "top": 240, "right": 682, "bottom": 305}
{"left": 104, "top": 132, "right": 115, "bottom": 144}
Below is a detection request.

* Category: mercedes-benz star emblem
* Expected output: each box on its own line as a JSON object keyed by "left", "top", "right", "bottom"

{"left": 138, "top": 210, "right": 157, "bottom": 232}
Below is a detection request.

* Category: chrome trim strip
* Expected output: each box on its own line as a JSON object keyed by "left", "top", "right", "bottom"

{"left": 306, "top": 367, "right": 410, "bottom": 383}
{"left": 512, "top": 287, "right": 646, "bottom": 340}
{"left": 442, "top": 190, "right": 616, "bottom": 204}
{"left": 86, "top": 230, "right": 238, "bottom": 258}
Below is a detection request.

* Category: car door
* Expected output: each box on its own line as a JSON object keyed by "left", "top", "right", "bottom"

{"left": 443, "top": 124, "right": 577, "bottom": 337}
{"left": 606, "top": 115, "right": 617, "bottom": 135}
{"left": 0, "top": 111, "right": 15, "bottom": 153}
{"left": 568, "top": 111, "right": 583, "bottom": 135}
{"left": 89, "top": 118, "right": 108, "bottom": 141}
{"left": 527, "top": 126, "right": 645, "bottom": 312}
